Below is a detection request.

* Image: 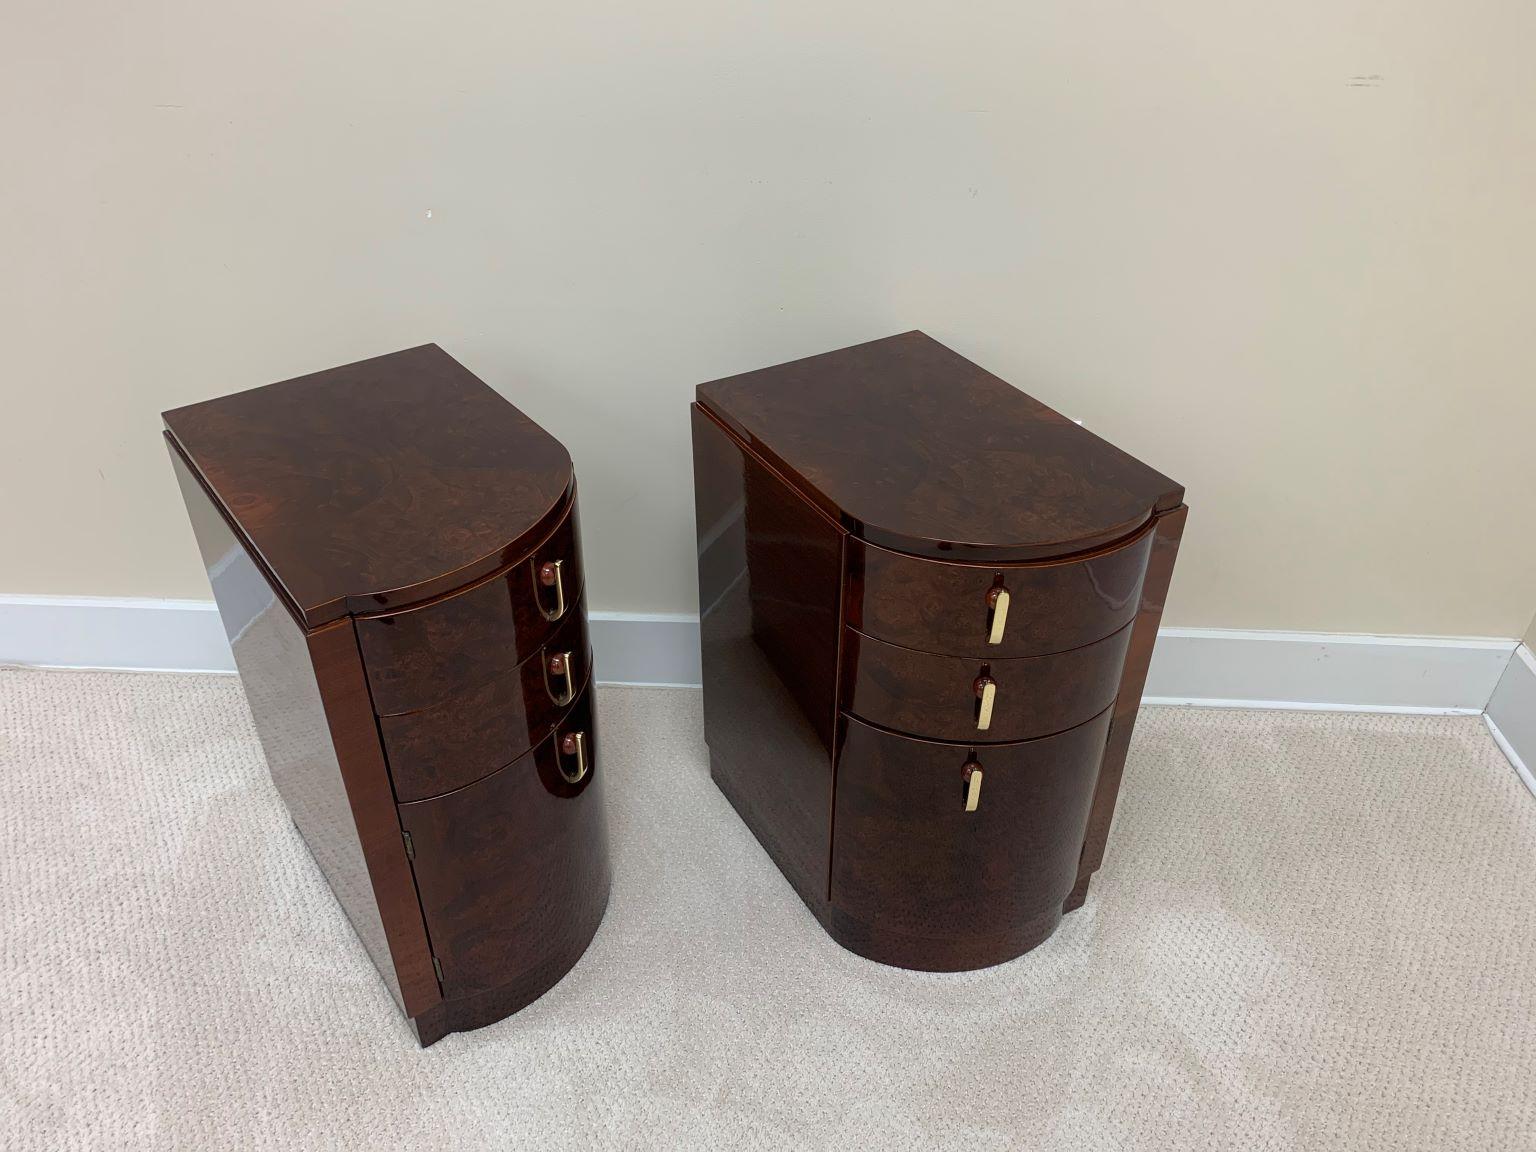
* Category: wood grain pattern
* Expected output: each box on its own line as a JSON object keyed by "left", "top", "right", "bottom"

{"left": 691, "top": 335, "right": 1185, "bottom": 973}
{"left": 168, "top": 441, "right": 440, "bottom": 1018}
{"left": 163, "top": 344, "right": 574, "bottom": 626}
{"left": 697, "top": 332, "right": 1183, "bottom": 562}
{"left": 847, "top": 528, "right": 1152, "bottom": 660}
{"left": 398, "top": 681, "right": 609, "bottom": 1005}
{"left": 841, "top": 623, "right": 1132, "bottom": 744}
{"left": 1065, "top": 504, "right": 1188, "bottom": 912}
{"left": 378, "top": 602, "right": 591, "bottom": 803}
{"left": 692, "top": 404, "right": 843, "bottom": 912}
{"left": 830, "top": 708, "right": 1112, "bottom": 971}
{"left": 356, "top": 496, "right": 584, "bottom": 715}
{"left": 166, "top": 350, "right": 609, "bottom": 1045}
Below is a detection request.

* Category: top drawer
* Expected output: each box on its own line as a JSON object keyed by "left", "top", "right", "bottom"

{"left": 357, "top": 498, "right": 585, "bottom": 714}
{"left": 846, "top": 525, "right": 1153, "bottom": 660}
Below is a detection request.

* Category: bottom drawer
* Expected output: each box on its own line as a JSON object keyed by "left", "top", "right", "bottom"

{"left": 830, "top": 707, "right": 1111, "bottom": 969}
{"left": 397, "top": 683, "right": 609, "bottom": 1001}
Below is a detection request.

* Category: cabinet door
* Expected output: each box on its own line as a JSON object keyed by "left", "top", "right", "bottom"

{"left": 397, "top": 684, "right": 609, "bottom": 1002}
{"left": 830, "top": 707, "right": 1111, "bottom": 971}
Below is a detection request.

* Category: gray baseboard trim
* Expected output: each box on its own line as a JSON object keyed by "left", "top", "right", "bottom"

{"left": 1484, "top": 644, "right": 1536, "bottom": 800}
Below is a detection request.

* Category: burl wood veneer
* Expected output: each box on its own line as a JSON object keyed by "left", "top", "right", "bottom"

{"left": 691, "top": 331, "right": 1186, "bottom": 971}
{"left": 164, "top": 345, "right": 609, "bottom": 1044}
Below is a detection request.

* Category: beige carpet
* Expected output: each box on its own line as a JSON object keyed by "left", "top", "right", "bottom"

{"left": 2, "top": 668, "right": 1534, "bottom": 1150}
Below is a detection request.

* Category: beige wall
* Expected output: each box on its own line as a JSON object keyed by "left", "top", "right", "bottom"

{"left": 4, "top": 2, "right": 1534, "bottom": 637}
{"left": 1526, "top": 616, "right": 1536, "bottom": 650}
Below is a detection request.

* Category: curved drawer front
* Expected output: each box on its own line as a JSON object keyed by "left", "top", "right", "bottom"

{"left": 842, "top": 623, "right": 1131, "bottom": 744}
{"left": 379, "top": 605, "right": 592, "bottom": 803}
{"left": 397, "top": 682, "right": 608, "bottom": 1001}
{"left": 831, "top": 708, "right": 1112, "bottom": 963}
{"left": 357, "top": 498, "right": 584, "bottom": 715}
{"left": 847, "top": 526, "right": 1152, "bottom": 660}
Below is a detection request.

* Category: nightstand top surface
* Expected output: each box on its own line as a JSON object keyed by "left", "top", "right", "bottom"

{"left": 696, "top": 331, "right": 1183, "bottom": 560}
{"left": 164, "top": 344, "right": 572, "bottom": 626}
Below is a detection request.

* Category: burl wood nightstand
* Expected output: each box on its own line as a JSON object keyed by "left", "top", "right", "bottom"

{"left": 164, "top": 345, "right": 609, "bottom": 1044}
{"left": 691, "top": 332, "right": 1186, "bottom": 970}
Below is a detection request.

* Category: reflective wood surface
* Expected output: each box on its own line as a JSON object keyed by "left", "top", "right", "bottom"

{"left": 398, "top": 680, "right": 609, "bottom": 1012}
{"left": 165, "top": 348, "right": 609, "bottom": 1045}
{"left": 163, "top": 344, "right": 574, "bottom": 626}
{"left": 356, "top": 498, "right": 585, "bottom": 715}
{"left": 697, "top": 331, "right": 1182, "bottom": 562}
{"left": 377, "top": 601, "right": 592, "bottom": 803}
{"left": 841, "top": 623, "right": 1132, "bottom": 744}
{"left": 692, "top": 334, "right": 1186, "bottom": 971}
{"left": 830, "top": 708, "right": 1113, "bottom": 971}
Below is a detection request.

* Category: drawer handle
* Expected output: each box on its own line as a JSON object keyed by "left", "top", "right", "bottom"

{"left": 545, "top": 649, "right": 576, "bottom": 706}
{"left": 963, "top": 759, "right": 983, "bottom": 812}
{"left": 536, "top": 559, "right": 568, "bottom": 621}
{"left": 973, "top": 675, "right": 996, "bottom": 731}
{"left": 558, "top": 730, "right": 589, "bottom": 784}
{"left": 986, "top": 586, "right": 1010, "bottom": 645}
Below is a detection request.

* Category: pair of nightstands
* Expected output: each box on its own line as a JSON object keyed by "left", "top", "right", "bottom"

{"left": 166, "top": 334, "right": 1183, "bottom": 1043}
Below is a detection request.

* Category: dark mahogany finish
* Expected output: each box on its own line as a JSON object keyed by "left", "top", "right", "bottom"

{"left": 697, "top": 330, "right": 1182, "bottom": 562}
{"left": 163, "top": 344, "right": 574, "bottom": 625}
{"left": 399, "top": 680, "right": 608, "bottom": 1011}
{"left": 164, "top": 346, "right": 609, "bottom": 1045}
{"left": 848, "top": 530, "right": 1152, "bottom": 660}
{"left": 356, "top": 500, "right": 585, "bottom": 715}
{"left": 377, "top": 603, "right": 592, "bottom": 803}
{"left": 692, "top": 332, "right": 1186, "bottom": 971}
{"left": 841, "top": 624, "right": 1132, "bottom": 744}
{"left": 693, "top": 404, "right": 842, "bottom": 915}
{"left": 830, "top": 708, "right": 1113, "bottom": 970}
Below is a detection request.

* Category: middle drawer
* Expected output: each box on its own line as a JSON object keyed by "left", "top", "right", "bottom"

{"left": 840, "top": 622, "right": 1132, "bottom": 743}
{"left": 379, "top": 605, "right": 591, "bottom": 803}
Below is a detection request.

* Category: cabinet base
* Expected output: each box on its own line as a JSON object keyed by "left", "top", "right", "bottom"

{"left": 1062, "top": 870, "right": 1093, "bottom": 913}
{"left": 407, "top": 879, "right": 612, "bottom": 1047}
{"left": 818, "top": 902, "right": 1065, "bottom": 972}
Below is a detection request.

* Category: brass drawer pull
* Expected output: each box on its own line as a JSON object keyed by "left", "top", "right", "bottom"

{"left": 986, "top": 586, "right": 1009, "bottom": 645}
{"left": 545, "top": 649, "right": 576, "bottom": 706}
{"left": 558, "top": 730, "right": 589, "bottom": 784}
{"left": 963, "top": 759, "right": 983, "bottom": 812}
{"left": 536, "top": 559, "right": 567, "bottom": 621}
{"left": 973, "top": 675, "right": 996, "bottom": 731}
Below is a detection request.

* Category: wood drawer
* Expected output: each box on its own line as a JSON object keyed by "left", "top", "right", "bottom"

{"left": 841, "top": 623, "right": 1131, "bottom": 744}
{"left": 830, "top": 707, "right": 1111, "bottom": 969}
{"left": 398, "top": 681, "right": 608, "bottom": 1001}
{"left": 379, "top": 604, "right": 592, "bottom": 803}
{"left": 357, "top": 498, "right": 584, "bottom": 715}
{"left": 846, "top": 526, "right": 1152, "bottom": 660}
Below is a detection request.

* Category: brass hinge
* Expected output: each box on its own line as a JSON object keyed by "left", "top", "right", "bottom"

{"left": 432, "top": 955, "right": 444, "bottom": 984}
{"left": 402, "top": 830, "right": 415, "bottom": 860}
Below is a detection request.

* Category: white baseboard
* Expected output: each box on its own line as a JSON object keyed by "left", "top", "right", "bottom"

{"left": 0, "top": 595, "right": 237, "bottom": 675}
{"left": 1484, "top": 644, "right": 1536, "bottom": 799}
{"left": 0, "top": 595, "right": 1522, "bottom": 717}
{"left": 0, "top": 595, "right": 704, "bottom": 687}
{"left": 1143, "top": 627, "right": 1515, "bottom": 715}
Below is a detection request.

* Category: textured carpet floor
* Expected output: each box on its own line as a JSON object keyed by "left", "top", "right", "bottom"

{"left": 2, "top": 668, "right": 1534, "bottom": 1150}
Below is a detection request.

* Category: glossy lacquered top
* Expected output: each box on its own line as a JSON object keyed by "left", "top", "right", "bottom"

{"left": 696, "top": 332, "right": 1183, "bottom": 561}
{"left": 163, "top": 345, "right": 573, "bottom": 626}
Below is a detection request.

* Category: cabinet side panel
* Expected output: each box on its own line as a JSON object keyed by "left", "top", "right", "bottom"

{"left": 168, "top": 442, "right": 439, "bottom": 1019}
{"left": 1073, "top": 505, "right": 1188, "bottom": 892}
{"left": 692, "top": 404, "right": 843, "bottom": 909}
